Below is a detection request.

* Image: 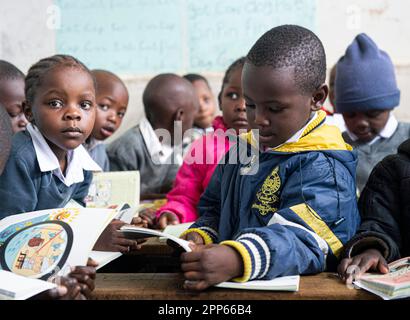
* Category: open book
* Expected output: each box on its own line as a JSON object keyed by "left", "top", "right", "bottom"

{"left": 0, "top": 270, "right": 56, "bottom": 300}
{"left": 0, "top": 207, "right": 117, "bottom": 299}
{"left": 85, "top": 170, "right": 140, "bottom": 208}
{"left": 88, "top": 204, "right": 139, "bottom": 270}
{"left": 216, "top": 275, "right": 300, "bottom": 291}
{"left": 354, "top": 256, "right": 410, "bottom": 300}
{"left": 120, "top": 225, "right": 300, "bottom": 291}
{"left": 120, "top": 226, "right": 192, "bottom": 252}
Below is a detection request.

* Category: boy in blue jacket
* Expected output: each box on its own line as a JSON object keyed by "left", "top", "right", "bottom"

{"left": 180, "top": 25, "right": 361, "bottom": 291}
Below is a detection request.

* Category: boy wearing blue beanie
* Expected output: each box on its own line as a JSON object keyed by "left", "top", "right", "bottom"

{"left": 335, "top": 33, "right": 410, "bottom": 193}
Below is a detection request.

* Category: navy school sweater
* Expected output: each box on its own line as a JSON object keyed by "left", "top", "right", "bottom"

{"left": 0, "top": 131, "right": 92, "bottom": 218}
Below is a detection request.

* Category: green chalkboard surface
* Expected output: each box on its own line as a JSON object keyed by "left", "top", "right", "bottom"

{"left": 56, "top": 0, "right": 316, "bottom": 74}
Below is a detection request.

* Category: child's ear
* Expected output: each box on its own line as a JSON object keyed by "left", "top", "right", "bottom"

{"left": 22, "top": 101, "right": 34, "bottom": 123}
{"left": 311, "top": 84, "right": 329, "bottom": 111}
{"left": 174, "top": 108, "right": 184, "bottom": 122}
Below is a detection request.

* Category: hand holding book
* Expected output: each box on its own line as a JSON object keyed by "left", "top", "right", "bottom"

{"left": 338, "top": 248, "right": 389, "bottom": 284}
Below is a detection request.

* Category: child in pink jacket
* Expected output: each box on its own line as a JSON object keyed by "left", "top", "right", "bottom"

{"left": 155, "top": 57, "right": 247, "bottom": 228}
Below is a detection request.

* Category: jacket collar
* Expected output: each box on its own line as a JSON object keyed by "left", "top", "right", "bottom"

{"left": 241, "top": 110, "right": 352, "bottom": 153}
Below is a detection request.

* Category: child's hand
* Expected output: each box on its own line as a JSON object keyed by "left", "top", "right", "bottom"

{"left": 93, "top": 219, "right": 141, "bottom": 252}
{"left": 338, "top": 249, "right": 389, "bottom": 284}
{"left": 180, "top": 244, "right": 244, "bottom": 291}
{"left": 139, "top": 208, "right": 157, "bottom": 228}
{"left": 157, "top": 211, "right": 179, "bottom": 229}
{"left": 180, "top": 231, "right": 204, "bottom": 245}
{"left": 131, "top": 216, "right": 148, "bottom": 228}
{"left": 35, "top": 277, "right": 82, "bottom": 300}
{"left": 67, "top": 265, "right": 97, "bottom": 299}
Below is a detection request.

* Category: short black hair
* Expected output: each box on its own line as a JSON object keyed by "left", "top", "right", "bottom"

{"left": 0, "top": 104, "right": 13, "bottom": 175}
{"left": 143, "top": 73, "right": 195, "bottom": 124}
{"left": 0, "top": 60, "right": 25, "bottom": 82}
{"left": 183, "top": 73, "right": 210, "bottom": 88}
{"left": 246, "top": 25, "right": 326, "bottom": 94}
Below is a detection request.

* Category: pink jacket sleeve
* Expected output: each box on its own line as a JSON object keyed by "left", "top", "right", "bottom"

{"left": 156, "top": 133, "right": 231, "bottom": 223}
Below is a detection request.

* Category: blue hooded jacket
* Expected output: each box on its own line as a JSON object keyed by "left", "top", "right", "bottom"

{"left": 183, "top": 111, "right": 361, "bottom": 282}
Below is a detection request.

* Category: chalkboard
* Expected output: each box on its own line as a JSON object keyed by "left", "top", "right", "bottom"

{"left": 55, "top": 0, "right": 316, "bottom": 74}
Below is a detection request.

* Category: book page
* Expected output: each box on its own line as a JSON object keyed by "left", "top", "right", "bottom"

{"left": 0, "top": 208, "right": 117, "bottom": 280}
{"left": 85, "top": 171, "right": 140, "bottom": 208}
{"left": 120, "top": 226, "right": 192, "bottom": 252}
{"left": 215, "top": 275, "right": 300, "bottom": 291}
{"left": 0, "top": 270, "right": 56, "bottom": 300}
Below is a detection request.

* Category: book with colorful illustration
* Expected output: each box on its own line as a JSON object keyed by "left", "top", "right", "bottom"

{"left": 0, "top": 207, "right": 117, "bottom": 280}
{"left": 0, "top": 207, "right": 117, "bottom": 299}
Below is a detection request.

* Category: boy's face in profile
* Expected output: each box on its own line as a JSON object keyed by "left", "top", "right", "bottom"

{"left": 242, "top": 63, "right": 322, "bottom": 149}
{"left": 0, "top": 78, "right": 28, "bottom": 133}
{"left": 343, "top": 110, "right": 390, "bottom": 143}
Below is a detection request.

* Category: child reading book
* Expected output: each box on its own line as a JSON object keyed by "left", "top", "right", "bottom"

{"left": 338, "top": 138, "right": 410, "bottom": 284}
{"left": 180, "top": 25, "right": 360, "bottom": 291}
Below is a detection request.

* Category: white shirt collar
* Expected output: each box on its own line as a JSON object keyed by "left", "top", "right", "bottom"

{"left": 263, "top": 111, "right": 319, "bottom": 151}
{"left": 345, "top": 113, "right": 398, "bottom": 145}
{"left": 139, "top": 117, "right": 182, "bottom": 165}
{"left": 27, "top": 123, "right": 101, "bottom": 187}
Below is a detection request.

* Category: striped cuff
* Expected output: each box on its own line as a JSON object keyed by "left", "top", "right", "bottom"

{"left": 220, "top": 240, "right": 252, "bottom": 282}
{"left": 234, "top": 233, "right": 271, "bottom": 281}
{"left": 180, "top": 227, "right": 217, "bottom": 245}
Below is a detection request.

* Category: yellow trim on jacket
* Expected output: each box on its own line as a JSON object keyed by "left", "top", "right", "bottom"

{"left": 240, "top": 110, "right": 352, "bottom": 153}
{"left": 290, "top": 203, "right": 344, "bottom": 258}
{"left": 180, "top": 228, "right": 214, "bottom": 245}
{"left": 220, "top": 240, "right": 253, "bottom": 282}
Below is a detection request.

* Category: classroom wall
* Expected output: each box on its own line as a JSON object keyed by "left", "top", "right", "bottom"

{"left": 1, "top": 0, "right": 409, "bottom": 143}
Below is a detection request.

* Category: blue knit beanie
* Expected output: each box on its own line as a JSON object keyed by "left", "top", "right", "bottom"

{"left": 335, "top": 33, "right": 400, "bottom": 113}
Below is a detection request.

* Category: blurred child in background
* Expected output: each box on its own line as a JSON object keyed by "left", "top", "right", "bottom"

{"left": 155, "top": 57, "right": 248, "bottom": 228}
{"left": 84, "top": 69, "right": 129, "bottom": 171}
{"left": 335, "top": 33, "right": 410, "bottom": 193}
{"left": 0, "top": 60, "right": 28, "bottom": 133}
{"left": 107, "top": 73, "right": 199, "bottom": 196}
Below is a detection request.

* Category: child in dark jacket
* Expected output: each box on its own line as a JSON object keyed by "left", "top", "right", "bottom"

{"left": 180, "top": 25, "right": 360, "bottom": 291}
{"left": 338, "top": 138, "right": 410, "bottom": 283}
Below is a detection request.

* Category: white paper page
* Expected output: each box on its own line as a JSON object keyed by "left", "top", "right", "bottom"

{"left": 0, "top": 270, "right": 56, "bottom": 300}
{"left": 162, "top": 223, "right": 191, "bottom": 239}
{"left": 215, "top": 275, "right": 300, "bottom": 291}
{"left": 88, "top": 251, "right": 122, "bottom": 270}
{"left": 120, "top": 226, "right": 192, "bottom": 252}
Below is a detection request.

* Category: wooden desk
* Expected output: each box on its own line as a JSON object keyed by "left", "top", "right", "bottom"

{"left": 97, "top": 238, "right": 179, "bottom": 273}
{"left": 92, "top": 272, "right": 378, "bottom": 300}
